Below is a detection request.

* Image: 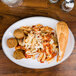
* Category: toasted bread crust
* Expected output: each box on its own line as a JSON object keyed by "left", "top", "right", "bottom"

{"left": 56, "top": 21, "right": 69, "bottom": 61}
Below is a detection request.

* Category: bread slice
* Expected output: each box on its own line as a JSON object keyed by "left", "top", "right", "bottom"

{"left": 56, "top": 21, "right": 69, "bottom": 61}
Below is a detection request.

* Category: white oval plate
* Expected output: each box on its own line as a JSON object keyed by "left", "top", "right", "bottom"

{"left": 2, "top": 17, "right": 75, "bottom": 69}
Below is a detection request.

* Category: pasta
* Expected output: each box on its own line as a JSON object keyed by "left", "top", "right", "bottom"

{"left": 7, "top": 24, "right": 59, "bottom": 63}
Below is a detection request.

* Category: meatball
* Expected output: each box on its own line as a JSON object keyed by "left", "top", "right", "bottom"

{"left": 7, "top": 38, "right": 17, "bottom": 48}
{"left": 13, "top": 49, "right": 25, "bottom": 59}
{"left": 14, "top": 29, "right": 24, "bottom": 39}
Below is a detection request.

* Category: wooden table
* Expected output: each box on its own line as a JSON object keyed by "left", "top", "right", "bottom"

{"left": 0, "top": 0, "right": 76, "bottom": 76}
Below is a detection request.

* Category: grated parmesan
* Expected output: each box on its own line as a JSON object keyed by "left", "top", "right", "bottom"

{"left": 23, "top": 31, "right": 43, "bottom": 55}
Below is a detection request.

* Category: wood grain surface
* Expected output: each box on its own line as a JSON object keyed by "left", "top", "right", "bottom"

{"left": 0, "top": 0, "right": 76, "bottom": 76}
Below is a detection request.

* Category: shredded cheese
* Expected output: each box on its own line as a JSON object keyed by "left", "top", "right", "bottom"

{"left": 23, "top": 31, "right": 43, "bottom": 55}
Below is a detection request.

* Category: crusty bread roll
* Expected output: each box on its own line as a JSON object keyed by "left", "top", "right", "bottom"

{"left": 56, "top": 21, "right": 69, "bottom": 61}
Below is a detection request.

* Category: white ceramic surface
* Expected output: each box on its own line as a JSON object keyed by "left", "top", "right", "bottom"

{"left": 2, "top": 17, "right": 75, "bottom": 69}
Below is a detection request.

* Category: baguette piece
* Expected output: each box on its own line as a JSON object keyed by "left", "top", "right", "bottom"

{"left": 56, "top": 21, "right": 69, "bottom": 61}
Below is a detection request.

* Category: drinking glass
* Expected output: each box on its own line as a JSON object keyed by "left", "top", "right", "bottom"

{"left": 49, "top": 0, "right": 59, "bottom": 3}
{"left": 1, "top": 0, "right": 23, "bottom": 7}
